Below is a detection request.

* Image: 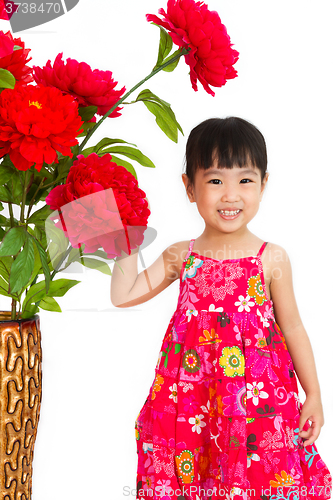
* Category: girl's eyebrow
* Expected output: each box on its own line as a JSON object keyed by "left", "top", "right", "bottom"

{"left": 240, "top": 168, "right": 259, "bottom": 176}
{"left": 202, "top": 169, "right": 222, "bottom": 177}
{"left": 202, "top": 168, "right": 259, "bottom": 177}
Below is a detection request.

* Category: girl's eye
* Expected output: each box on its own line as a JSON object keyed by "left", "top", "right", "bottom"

{"left": 240, "top": 178, "right": 253, "bottom": 184}
{"left": 209, "top": 179, "right": 222, "bottom": 184}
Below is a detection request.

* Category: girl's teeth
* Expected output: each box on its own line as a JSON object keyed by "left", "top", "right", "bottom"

{"left": 219, "top": 210, "right": 240, "bottom": 215}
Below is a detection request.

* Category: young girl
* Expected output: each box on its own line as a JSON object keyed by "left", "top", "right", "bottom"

{"left": 111, "top": 117, "right": 332, "bottom": 500}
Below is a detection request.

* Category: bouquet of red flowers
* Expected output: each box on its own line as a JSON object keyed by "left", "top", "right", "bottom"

{"left": 0, "top": 0, "right": 238, "bottom": 320}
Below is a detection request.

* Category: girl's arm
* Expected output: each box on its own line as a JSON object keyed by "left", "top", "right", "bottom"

{"left": 268, "top": 244, "right": 324, "bottom": 447}
{"left": 110, "top": 241, "right": 181, "bottom": 308}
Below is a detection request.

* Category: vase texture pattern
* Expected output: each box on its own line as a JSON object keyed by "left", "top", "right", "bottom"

{"left": 0, "top": 312, "right": 42, "bottom": 500}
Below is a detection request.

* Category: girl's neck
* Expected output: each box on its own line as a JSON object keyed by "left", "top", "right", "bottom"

{"left": 195, "top": 227, "right": 260, "bottom": 255}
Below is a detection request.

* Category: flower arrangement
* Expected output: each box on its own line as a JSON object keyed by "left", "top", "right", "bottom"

{"left": 0, "top": 0, "right": 239, "bottom": 321}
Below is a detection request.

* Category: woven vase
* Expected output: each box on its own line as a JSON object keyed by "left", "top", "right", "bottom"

{"left": 0, "top": 311, "right": 42, "bottom": 500}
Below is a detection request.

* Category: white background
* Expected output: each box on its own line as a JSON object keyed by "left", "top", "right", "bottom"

{"left": 1, "top": 0, "right": 333, "bottom": 498}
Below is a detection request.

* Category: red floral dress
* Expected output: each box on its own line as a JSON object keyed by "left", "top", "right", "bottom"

{"left": 135, "top": 239, "right": 332, "bottom": 500}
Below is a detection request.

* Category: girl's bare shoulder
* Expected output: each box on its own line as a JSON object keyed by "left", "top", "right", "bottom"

{"left": 262, "top": 241, "right": 291, "bottom": 278}
{"left": 163, "top": 240, "right": 192, "bottom": 280}
{"left": 264, "top": 242, "right": 290, "bottom": 264}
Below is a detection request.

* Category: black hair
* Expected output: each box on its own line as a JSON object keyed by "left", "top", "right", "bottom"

{"left": 184, "top": 117, "right": 267, "bottom": 189}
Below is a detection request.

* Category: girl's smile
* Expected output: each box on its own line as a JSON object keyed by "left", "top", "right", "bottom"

{"left": 218, "top": 208, "right": 242, "bottom": 220}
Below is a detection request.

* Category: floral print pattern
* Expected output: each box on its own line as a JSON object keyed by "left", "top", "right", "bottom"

{"left": 151, "top": 373, "right": 164, "bottom": 400}
{"left": 235, "top": 294, "right": 256, "bottom": 312}
{"left": 175, "top": 449, "right": 195, "bottom": 484}
{"left": 219, "top": 346, "right": 245, "bottom": 377}
{"left": 246, "top": 381, "right": 269, "bottom": 406}
{"left": 247, "top": 273, "right": 267, "bottom": 305}
{"left": 135, "top": 239, "right": 332, "bottom": 500}
{"left": 194, "top": 260, "right": 244, "bottom": 301}
{"left": 189, "top": 414, "right": 206, "bottom": 434}
{"left": 182, "top": 348, "right": 201, "bottom": 373}
{"left": 182, "top": 255, "right": 203, "bottom": 281}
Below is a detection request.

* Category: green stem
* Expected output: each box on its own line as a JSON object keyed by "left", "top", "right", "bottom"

{"left": 26, "top": 176, "right": 46, "bottom": 220}
{"left": 10, "top": 172, "right": 30, "bottom": 320}
{"left": 78, "top": 47, "right": 189, "bottom": 154}
{"left": 33, "top": 244, "right": 73, "bottom": 309}
{"left": 8, "top": 203, "right": 14, "bottom": 228}
{"left": 8, "top": 206, "right": 17, "bottom": 319}
{"left": 20, "top": 171, "right": 29, "bottom": 224}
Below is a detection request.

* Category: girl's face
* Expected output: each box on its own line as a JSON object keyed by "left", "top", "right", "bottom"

{"left": 182, "top": 161, "right": 269, "bottom": 238}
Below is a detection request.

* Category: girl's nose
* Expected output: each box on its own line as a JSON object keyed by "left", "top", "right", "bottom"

{"left": 221, "top": 184, "right": 240, "bottom": 203}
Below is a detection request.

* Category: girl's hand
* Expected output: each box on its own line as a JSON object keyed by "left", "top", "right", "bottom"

{"left": 298, "top": 394, "right": 325, "bottom": 447}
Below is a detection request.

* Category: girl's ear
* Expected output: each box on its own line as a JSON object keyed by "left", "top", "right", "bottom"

{"left": 260, "top": 171, "right": 269, "bottom": 200}
{"left": 182, "top": 174, "right": 196, "bottom": 203}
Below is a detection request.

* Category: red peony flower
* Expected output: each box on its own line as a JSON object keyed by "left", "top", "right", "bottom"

{"left": 0, "top": 84, "right": 83, "bottom": 171}
{"left": 33, "top": 53, "right": 126, "bottom": 118}
{"left": 45, "top": 153, "right": 150, "bottom": 259}
{"left": 146, "top": 0, "right": 239, "bottom": 96}
{"left": 0, "top": 31, "right": 33, "bottom": 84}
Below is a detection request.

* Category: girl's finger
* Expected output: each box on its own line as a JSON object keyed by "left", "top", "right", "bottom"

{"left": 310, "top": 420, "right": 321, "bottom": 441}
{"left": 303, "top": 421, "right": 321, "bottom": 447}
{"left": 299, "top": 428, "right": 311, "bottom": 438}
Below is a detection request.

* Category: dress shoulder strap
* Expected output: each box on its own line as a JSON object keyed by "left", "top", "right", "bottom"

{"left": 185, "top": 239, "right": 195, "bottom": 259}
{"left": 257, "top": 241, "right": 268, "bottom": 258}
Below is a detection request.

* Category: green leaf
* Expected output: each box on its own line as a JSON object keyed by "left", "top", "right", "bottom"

{"left": 154, "top": 25, "right": 173, "bottom": 69}
{"left": 24, "top": 240, "right": 42, "bottom": 290}
{"left": 135, "top": 89, "right": 183, "bottom": 143}
{"left": 82, "top": 249, "right": 109, "bottom": 260}
{"left": 0, "top": 164, "right": 31, "bottom": 205}
{"left": 81, "top": 138, "right": 136, "bottom": 158}
{"left": 12, "top": 175, "right": 28, "bottom": 205}
{"left": 0, "top": 185, "right": 14, "bottom": 203}
{"left": 9, "top": 237, "right": 35, "bottom": 294}
{"left": 36, "top": 163, "right": 54, "bottom": 182}
{"left": 13, "top": 45, "right": 22, "bottom": 51}
{"left": 38, "top": 296, "right": 62, "bottom": 312}
{"left": 76, "top": 120, "right": 97, "bottom": 138}
{"left": 0, "top": 161, "right": 17, "bottom": 184}
{"left": 160, "top": 48, "right": 183, "bottom": 72}
{"left": 0, "top": 257, "right": 12, "bottom": 297}
{"left": 28, "top": 205, "right": 53, "bottom": 224}
{"left": 22, "top": 278, "right": 80, "bottom": 314}
{"left": 32, "top": 238, "right": 51, "bottom": 295}
{"left": 63, "top": 247, "right": 81, "bottom": 268}
{"left": 145, "top": 101, "right": 178, "bottom": 142}
{"left": 0, "top": 69, "right": 15, "bottom": 89}
{"left": 79, "top": 257, "right": 111, "bottom": 276}
{"left": 0, "top": 226, "right": 27, "bottom": 257}
{"left": 0, "top": 275, "right": 11, "bottom": 297}
{"left": 20, "top": 304, "right": 39, "bottom": 319}
{"left": 101, "top": 145, "right": 155, "bottom": 169}
{"left": 52, "top": 155, "right": 75, "bottom": 184}
{"left": 81, "top": 138, "right": 153, "bottom": 171}
{"left": 46, "top": 278, "right": 81, "bottom": 298}
{"left": 0, "top": 256, "right": 11, "bottom": 283}
{"left": 78, "top": 105, "right": 98, "bottom": 122}
{"left": 151, "top": 24, "right": 185, "bottom": 73}
{"left": 44, "top": 216, "right": 69, "bottom": 270}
